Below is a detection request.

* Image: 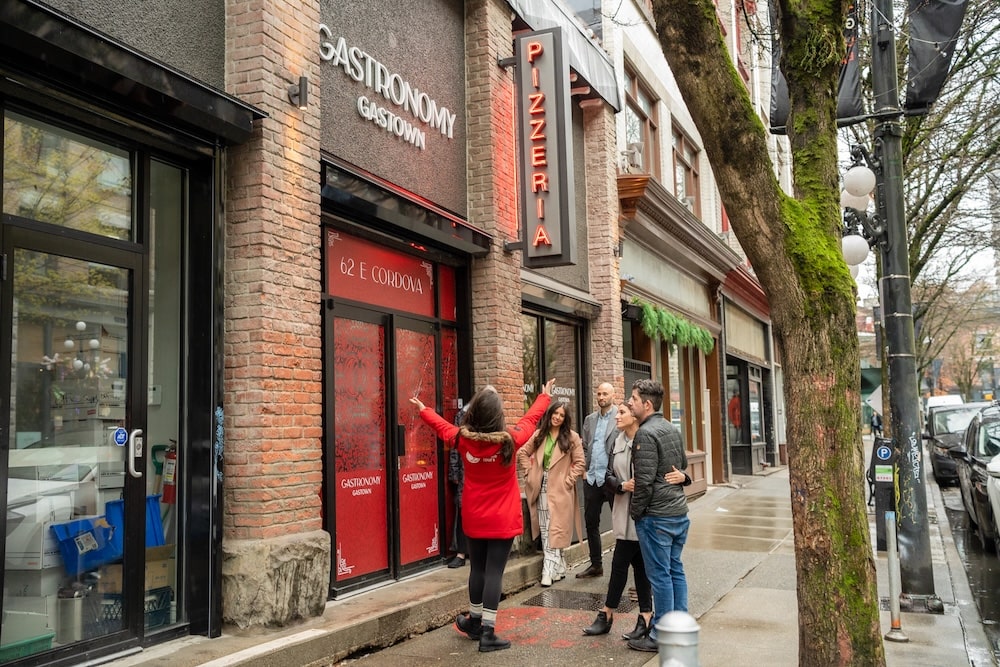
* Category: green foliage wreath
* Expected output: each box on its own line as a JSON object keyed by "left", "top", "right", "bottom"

{"left": 633, "top": 298, "right": 715, "bottom": 355}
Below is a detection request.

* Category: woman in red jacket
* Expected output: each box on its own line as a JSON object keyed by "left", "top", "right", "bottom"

{"left": 410, "top": 378, "right": 554, "bottom": 653}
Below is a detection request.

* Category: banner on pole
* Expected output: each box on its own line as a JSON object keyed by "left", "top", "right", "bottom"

{"left": 769, "top": 2, "right": 863, "bottom": 133}
{"left": 903, "top": 0, "right": 970, "bottom": 115}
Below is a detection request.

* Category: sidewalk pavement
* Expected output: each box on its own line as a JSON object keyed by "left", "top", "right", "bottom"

{"left": 107, "top": 454, "right": 995, "bottom": 667}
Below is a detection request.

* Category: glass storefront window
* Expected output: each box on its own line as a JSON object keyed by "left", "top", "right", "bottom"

{"left": 668, "top": 345, "right": 685, "bottom": 438}
{"left": 749, "top": 380, "right": 763, "bottom": 443}
{"left": 3, "top": 112, "right": 133, "bottom": 241}
{"left": 522, "top": 313, "right": 582, "bottom": 422}
{"left": 544, "top": 320, "right": 579, "bottom": 410}
{"left": 726, "top": 371, "right": 742, "bottom": 446}
{"left": 522, "top": 314, "right": 540, "bottom": 407}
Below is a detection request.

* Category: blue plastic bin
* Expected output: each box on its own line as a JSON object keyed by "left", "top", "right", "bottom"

{"left": 51, "top": 517, "right": 121, "bottom": 575}
{"left": 104, "top": 495, "right": 165, "bottom": 556}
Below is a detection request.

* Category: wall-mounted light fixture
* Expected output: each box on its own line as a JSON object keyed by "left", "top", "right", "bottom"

{"left": 288, "top": 76, "right": 308, "bottom": 110}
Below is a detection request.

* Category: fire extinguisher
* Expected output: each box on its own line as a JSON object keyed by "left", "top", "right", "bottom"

{"left": 162, "top": 440, "right": 178, "bottom": 505}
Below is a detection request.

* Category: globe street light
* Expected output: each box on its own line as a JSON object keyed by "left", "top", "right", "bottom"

{"left": 842, "top": 233, "right": 870, "bottom": 266}
{"left": 844, "top": 164, "right": 877, "bottom": 197}
{"left": 840, "top": 189, "right": 871, "bottom": 213}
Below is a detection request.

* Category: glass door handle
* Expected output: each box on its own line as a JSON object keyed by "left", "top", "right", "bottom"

{"left": 128, "top": 429, "right": 144, "bottom": 478}
{"left": 397, "top": 425, "right": 405, "bottom": 457}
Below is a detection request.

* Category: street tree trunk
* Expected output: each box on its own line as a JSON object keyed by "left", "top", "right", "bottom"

{"left": 650, "top": 1, "right": 885, "bottom": 664}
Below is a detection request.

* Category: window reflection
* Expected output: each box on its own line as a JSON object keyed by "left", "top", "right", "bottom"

{"left": 522, "top": 314, "right": 581, "bottom": 420}
{"left": 668, "top": 345, "right": 684, "bottom": 438}
{"left": 3, "top": 112, "right": 132, "bottom": 241}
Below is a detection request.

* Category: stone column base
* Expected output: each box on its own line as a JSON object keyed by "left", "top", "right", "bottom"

{"left": 222, "top": 530, "right": 331, "bottom": 629}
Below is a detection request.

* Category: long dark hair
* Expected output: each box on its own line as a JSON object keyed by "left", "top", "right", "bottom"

{"left": 531, "top": 399, "right": 573, "bottom": 453}
{"left": 462, "top": 386, "right": 515, "bottom": 465}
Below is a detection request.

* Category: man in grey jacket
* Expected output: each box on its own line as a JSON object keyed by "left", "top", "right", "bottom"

{"left": 625, "top": 378, "right": 692, "bottom": 652}
{"left": 576, "top": 382, "right": 618, "bottom": 578}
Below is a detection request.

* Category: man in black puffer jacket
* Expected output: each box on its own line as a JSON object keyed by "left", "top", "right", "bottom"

{"left": 625, "top": 379, "right": 692, "bottom": 652}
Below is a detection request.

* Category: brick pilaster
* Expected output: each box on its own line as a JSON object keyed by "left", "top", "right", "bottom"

{"left": 465, "top": 0, "right": 525, "bottom": 412}
{"left": 222, "top": 0, "right": 328, "bottom": 627}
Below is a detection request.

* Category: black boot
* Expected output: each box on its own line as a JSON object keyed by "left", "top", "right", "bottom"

{"left": 621, "top": 614, "right": 648, "bottom": 640}
{"left": 478, "top": 625, "right": 511, "bottom": 652}
{"left": 455, "top": 613, "right": 482, "bottom": 640}
{"left": 582, "top": 610, "right": 613, "bottom": 636}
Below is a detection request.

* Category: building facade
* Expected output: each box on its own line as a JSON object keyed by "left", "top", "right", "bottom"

{"left": 0, "top": 0, "right": 624, "bottom": 663}
{"left": 0, "top": 0, "right": 784, "bottom": 664}
{"left": 601, "top": 0, "right": 785, "bottom": 484}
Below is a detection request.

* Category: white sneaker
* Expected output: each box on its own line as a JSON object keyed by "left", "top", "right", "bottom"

{"left": 541, "top": 572, "right": 552, "bottom": 587}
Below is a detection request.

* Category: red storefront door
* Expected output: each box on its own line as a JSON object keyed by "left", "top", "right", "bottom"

{"left": 325, "top": 229, "right": 458, "bottom": 592}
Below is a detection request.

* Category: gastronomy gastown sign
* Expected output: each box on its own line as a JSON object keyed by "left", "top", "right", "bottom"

{"left": 319, "top": 25, "right": 457, "bottom": 150}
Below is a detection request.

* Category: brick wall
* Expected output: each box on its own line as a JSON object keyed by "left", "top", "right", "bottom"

{"left": 224, "top": 0, "right": 323, "bottom": 541}
{"left": 583, "top": 100, "right": 626, "bottom": 403}
{"left": 465, "top": 0, "right": 525, "bottom": 411}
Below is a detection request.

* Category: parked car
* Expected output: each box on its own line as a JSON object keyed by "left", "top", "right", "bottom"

{"left": 986, "top": 456, "right": 1000, "bottom": 556}
{"left": 950, "top": 402, "right": 1000, "bottom": 552}
{"left": 925, "top": 402, "right": 989, "bottom": 485}
{"left": 925, "top": 394, "right": 965, "bottom": 410}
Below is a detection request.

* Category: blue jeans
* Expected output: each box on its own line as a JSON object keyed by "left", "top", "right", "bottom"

{"left": 635, "top": 514, "right": 690, "bottom": 639}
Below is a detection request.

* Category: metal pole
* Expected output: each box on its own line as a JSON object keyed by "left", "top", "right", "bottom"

{"left": 884, "top": 511, "right": 909, "bottom": 642}
{"left": 870, "top": 0, "right": 937, "bottom": 600}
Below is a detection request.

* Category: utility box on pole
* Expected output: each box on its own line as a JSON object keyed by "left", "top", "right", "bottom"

{"left": 870, "top": 437, "right": 896, "bottom": 551}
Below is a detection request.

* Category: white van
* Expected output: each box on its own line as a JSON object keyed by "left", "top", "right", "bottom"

{"left": 925, "top": 395, "right": 965, "bottom": 410}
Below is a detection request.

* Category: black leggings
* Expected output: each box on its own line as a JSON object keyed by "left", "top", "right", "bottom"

{"left": 466, "top": 536, "right": 515, "bottom": 613}
{"left": 605, "top": 538, "right": 652, "bottom": 612}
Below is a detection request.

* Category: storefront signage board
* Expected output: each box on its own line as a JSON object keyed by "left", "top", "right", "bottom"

{"left": 326, "top": 230, "right": 435, "bottom": 317}
{"left": 514, "top": 28, "right": 576, "bottom": 268}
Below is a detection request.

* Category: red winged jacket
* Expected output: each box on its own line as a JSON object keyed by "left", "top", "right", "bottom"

{"left": 418, "top": 393, "right": 550, "bottom": 539}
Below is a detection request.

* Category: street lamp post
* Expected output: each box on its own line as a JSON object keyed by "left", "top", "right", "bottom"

{"left": 840, "top": 0, "right": 940, "bottom": 608}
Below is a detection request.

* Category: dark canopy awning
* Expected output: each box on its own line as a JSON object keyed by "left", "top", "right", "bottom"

{"left": 0, "top": 0, "right": 265, "bottom": 145}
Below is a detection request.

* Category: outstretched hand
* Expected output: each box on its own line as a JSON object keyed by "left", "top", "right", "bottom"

{"left": 409, "top": 397, "right": 426, "bottom": 411}
{"left": 541, "top": 378, "right": 556, "bottom": 396}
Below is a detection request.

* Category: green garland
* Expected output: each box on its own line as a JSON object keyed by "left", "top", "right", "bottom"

{"left": 633, "top": 298, "right": 715, "bottom": 354}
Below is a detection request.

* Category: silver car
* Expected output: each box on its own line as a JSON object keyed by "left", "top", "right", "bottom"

{"left": 986, "top": 456, "right": 1000, "bottom": 557}
{"left": 950, "top": 403, "right": 1000, "bottom": 553}
{"left": 925, "top": 402, "right": 989, "bottom": 485}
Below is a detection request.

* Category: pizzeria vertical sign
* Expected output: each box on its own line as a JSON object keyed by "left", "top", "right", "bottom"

{"left": 515, "top": 28, "right": 576, "bottom": 268}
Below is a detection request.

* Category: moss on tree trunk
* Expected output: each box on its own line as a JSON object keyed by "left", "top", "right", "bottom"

{"left": 650, "top": 0, "right": 886, "bottom": 664}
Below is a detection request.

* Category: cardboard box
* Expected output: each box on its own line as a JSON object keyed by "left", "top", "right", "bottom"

{"left": 73, "top": 483, "right": 122, "bottom": 517}
{"left": 3, "top": 569, "right": 66, "bottom": 597}
{"left": 97, "top": 545, "right": 175, "bottom": 594}
{"left": 5, "top": 495, "right": 73, "bottom": 570}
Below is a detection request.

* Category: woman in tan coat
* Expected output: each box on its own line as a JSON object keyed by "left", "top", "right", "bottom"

{"left": 518, "top": 398, "right": 585, "bottom": 587}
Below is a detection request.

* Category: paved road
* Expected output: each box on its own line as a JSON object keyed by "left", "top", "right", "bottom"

{"left": 940, "top": 484, "right": 1000, "bottom": 661}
